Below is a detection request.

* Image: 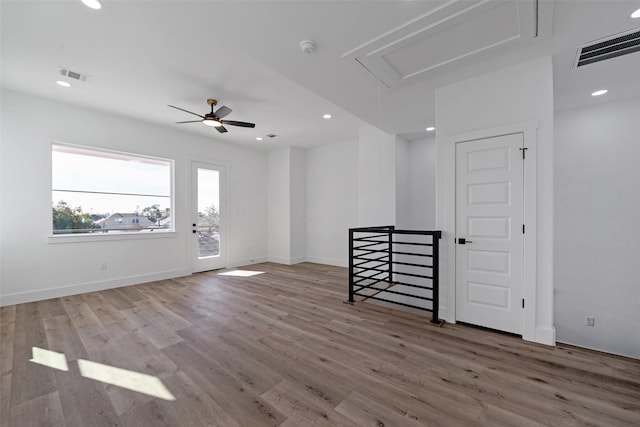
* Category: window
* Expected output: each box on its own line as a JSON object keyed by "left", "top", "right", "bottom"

{"left": 52, "top": 143, "right": 173, "bottom": 235}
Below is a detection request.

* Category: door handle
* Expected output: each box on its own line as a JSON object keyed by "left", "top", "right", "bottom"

{"left": 458, "top": 238, "right": 472, "bottom": 244}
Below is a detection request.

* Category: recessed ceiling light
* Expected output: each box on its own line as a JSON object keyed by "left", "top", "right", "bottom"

{"left": 426, "top": 126, "right": 435, "bottom": 132}
{"left": 56, "top": 80, "right": 71, "bottom": 88}
{"left": 631, "top": 8, "right": 640, "bottom": 18}
{"left": 81, "top": 0, "right": 102, "bottom": 10}
{"left": 323, "top": 114, "right": 332, "bottom": 119}
{"left": 591, "top": 89, "right": 608, "bottom": 97}
{"left": 256, "top": 137, "right": 263, "bottom": 141}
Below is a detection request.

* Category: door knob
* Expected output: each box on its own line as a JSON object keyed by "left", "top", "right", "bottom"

{"left": 458, "top": 238, "right": 472, "bottom": 244}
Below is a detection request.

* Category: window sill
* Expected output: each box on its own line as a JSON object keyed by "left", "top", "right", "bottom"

{"left": 48, "top": 230, "right": 177, "bottom": 244}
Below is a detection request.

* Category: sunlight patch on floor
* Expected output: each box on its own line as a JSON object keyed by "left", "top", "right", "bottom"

{"left": 78, "top": 359, "right": 176, "bottom": 401}
{"left": 29, "top": 347, "right": 176, "bottom": 401}
{"left": 218, "top": 270, "right": 265, "bottom": 277}
{"left": 30, "top": 347, "right": 69, "bottom": 371}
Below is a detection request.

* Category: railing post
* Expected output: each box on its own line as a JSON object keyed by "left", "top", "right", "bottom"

{"left": 348, "top": 228, "right": 355, "bottom": 302}
{"left": 430, "top": 232, "right": 441, "bottom": 324}
{"left": 388, "top": 226, "right": 395, "bottom": 287}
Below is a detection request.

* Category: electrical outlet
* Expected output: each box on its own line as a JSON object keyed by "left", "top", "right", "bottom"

{"left": 100, "top": 261, "right": 108, "bottom": 271}
{"left": 586, "top": 316, "right": 595, "bottom": 327}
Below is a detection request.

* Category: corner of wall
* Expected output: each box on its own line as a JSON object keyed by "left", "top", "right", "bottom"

{"left": 535, "top": 326, "right": 556, "bottom": 346}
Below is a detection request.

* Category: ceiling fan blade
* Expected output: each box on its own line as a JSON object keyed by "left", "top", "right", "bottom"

{"left": 215, "top": 126, "right": 228, "bottom": 133}
{"left": 222, "top": 120, "right": 256, "bottom": 128}
{"left": 214, "top": 105, "right": 232, "bottom": 119}
{"left": 167, "top": 105, "right": 204, "bottom": 119}
{"left": 176, "top": 120, "right": 202, "bottom": 124}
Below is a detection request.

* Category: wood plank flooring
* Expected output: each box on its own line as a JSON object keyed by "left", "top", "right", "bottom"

{"left": 1, "top": 262, "right": 639, "bottom": 426}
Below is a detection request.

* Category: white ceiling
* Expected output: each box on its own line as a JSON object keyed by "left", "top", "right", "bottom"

{"left": 2, "top": 1, "right": 639, "bottom": 149}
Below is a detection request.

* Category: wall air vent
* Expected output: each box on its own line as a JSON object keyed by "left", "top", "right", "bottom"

{"left": 59, "top": 67, "right": 91, "bottom": 82}
{"left": 575, "top": 28, "right": 640, "bottom": 68}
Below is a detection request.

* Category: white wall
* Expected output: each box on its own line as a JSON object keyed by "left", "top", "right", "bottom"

{"left": 407, "top": 136, "right": 437, "bottom": 229}
{"left": 358, "top": 125, "right": 396, "bottom": 227}
{"left": 306, "top": 139, "right": 359, "bottom": 267}
{"left": 303, "top": 132, "right": 435, "bottom": 268}
{"left": 555, "top": 96, "right": 640, "bottom": 359}
{"left": 0, "top": 89, "right": 268, "bottom": 305}
{"left": 267, "top": 147, "right": 291, "bottom": 263}
{"left": 267, "top": 146, "right": 308, "bottom": 265}
{"left": 381, "top": 136, "right": 438, "bottom": 311}
{"left": 290, "top": 147, "right": 307, "bottom": 264}
{"left": 395, "top": 137, "right": 411, "bottom": 229}
{"left": 436, "top": 56, "right": 555, "bottom": 345}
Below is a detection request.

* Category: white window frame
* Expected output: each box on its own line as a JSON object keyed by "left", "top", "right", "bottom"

{"left": 49, "top": 142, "right": 176, "bottom": 243}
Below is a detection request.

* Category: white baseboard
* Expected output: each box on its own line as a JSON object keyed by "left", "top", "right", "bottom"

{"left": 227, "top": 256, "right": 268, "bottom": 268}
{"left": 266, "top": 256, "right": 306, "bottom": 265}
{"left": 266, "top": 256, "right": 292, "bottom": 265}
{"left": 436, "top": 310, "right": 556, "bottom": 347}
{"left": 535, "top": 325, "right": 557, "bottom": 346}
{"left": 265, "top": 256, "right": 346, "bottom": 267}
{"left": 0, "top": 268, "right": 190, "bottom": 307}
{"left": 556, "top": 339, "right": 639, "bottom": 360}
{"left": 305, "top": 256, "right": 347, "bottom": 267}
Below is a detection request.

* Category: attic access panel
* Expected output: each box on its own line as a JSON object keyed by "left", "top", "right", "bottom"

{"left": 342, "top": 0, "right": 538, "bottom": 88}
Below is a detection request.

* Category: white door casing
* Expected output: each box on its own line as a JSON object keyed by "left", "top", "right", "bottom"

{"left": 455, "top": 133, "right": 524, "bottom": 335}
{"left": 438, "top": 122, "right": 539, "bottom": 343}
{"left": 191, "top": 161, "right": 226, "bottom": 273}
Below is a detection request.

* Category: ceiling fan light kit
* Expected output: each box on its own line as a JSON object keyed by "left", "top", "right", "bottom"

{"left": 202, "top": 118, "right": 221, "bottom": 127}
{"left": 168, "top": 98, "right": 255, "bottom": 134}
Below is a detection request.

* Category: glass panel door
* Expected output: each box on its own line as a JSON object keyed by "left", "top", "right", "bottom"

{"left": 191, "top": 162, "right": 226, "bottom": 272}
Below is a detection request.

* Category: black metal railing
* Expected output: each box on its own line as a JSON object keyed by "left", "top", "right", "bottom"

{"left": 348, "top": 226, "right": 442, "bottom": 324}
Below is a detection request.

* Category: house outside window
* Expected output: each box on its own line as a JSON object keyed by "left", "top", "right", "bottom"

{"left": 52, "top": 143, "right": 173, "bottom": 235}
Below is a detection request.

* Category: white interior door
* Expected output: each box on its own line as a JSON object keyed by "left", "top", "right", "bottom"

{"left": 191, "top": 162, "right": 226, "bottom": 273}
{"left": 455, "top": 133, "right": 524, "bottom": 334}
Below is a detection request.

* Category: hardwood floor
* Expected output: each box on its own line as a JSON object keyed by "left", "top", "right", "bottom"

{"left": 1, "top": 262, "right": 639, "bottom": 426}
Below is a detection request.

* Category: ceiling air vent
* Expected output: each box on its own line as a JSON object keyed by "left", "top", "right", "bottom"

{"left": 575, "top": 28, "right": 640, "bottom": 68}
{"left": 59, "top": 67, "right": 90, "bottom": 82}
